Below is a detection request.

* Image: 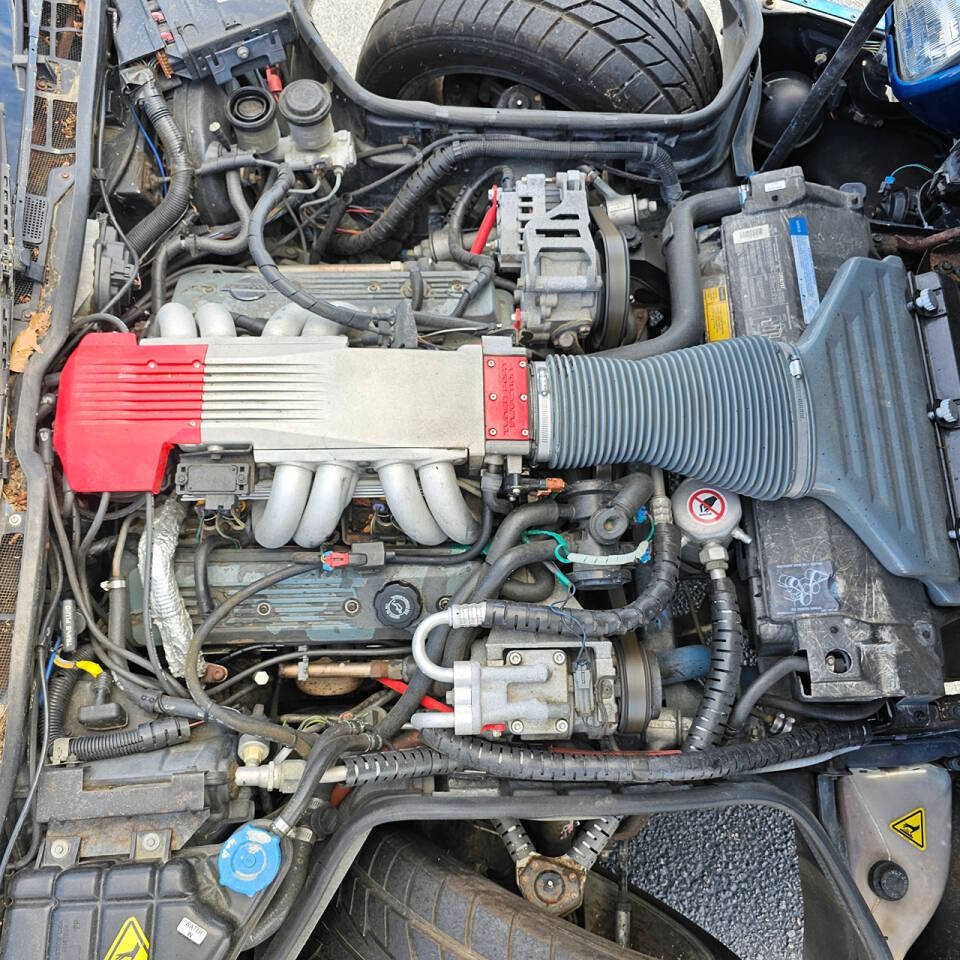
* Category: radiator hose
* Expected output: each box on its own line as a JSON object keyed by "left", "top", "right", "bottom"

{"left": 126, "top": 79, "right": 193, "bottom": 255}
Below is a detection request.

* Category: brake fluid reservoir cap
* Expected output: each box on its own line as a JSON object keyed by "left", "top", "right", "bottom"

{"left": 219, "top": 823, "right": 281, "bottom": 897}
{"left": 672, "top": 478, "right": 742, "bottom": 544}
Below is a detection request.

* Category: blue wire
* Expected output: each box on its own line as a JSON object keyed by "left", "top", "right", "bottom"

{"left": 130, "top": 108, "right": 168, "bottom": 196}
{"left": 41, "top": 638, "right": 62, "bottom": 705}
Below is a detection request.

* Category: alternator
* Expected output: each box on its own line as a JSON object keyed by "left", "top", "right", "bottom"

{"left": 497, "top": 170, "right": 602, "bottom": 347}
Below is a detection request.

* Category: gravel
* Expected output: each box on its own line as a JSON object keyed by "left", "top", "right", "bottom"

{"left": 310, "top": 5, "right": 804, "bottom": 959}
{"left": 628, "top": 805, "right": 805, "bottom": 960}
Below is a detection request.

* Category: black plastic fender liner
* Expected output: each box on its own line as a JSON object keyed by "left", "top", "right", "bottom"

{"left": 258, "top": 781, "right": 892, "bottom": 960}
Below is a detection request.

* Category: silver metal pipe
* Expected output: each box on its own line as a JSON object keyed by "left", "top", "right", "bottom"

{"left": 195, "top": 300, "right": 236, "bottom": 337}
{"left": 252, "top": 463, "right": 314, "bottom": 548}
{"left": 418, "top": 460, "right": 479, "bottom": 544}
{"left": 294, "top": 462, "right": 358, "bottom": 547}
{"left": 263, "top": 302, "right": 310, "bottom": 336}
{"left": 156, "top": 302, "right": 197, "bottom": 338}
{"left": 376, "top": 460, "right": 446, "bottom": 546}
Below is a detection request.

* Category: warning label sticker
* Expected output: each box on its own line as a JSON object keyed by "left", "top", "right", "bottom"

{"left": 890, "top": 808, "right": 926, "bottom": 850}
{"left": 687, "top": 488, "right": 726, "bottom": 524}
{"left": 703, "top": 283, "right": 732, "bottom": 342}
{"left": 103, "top": 916, "right": 149, "bottom": 960}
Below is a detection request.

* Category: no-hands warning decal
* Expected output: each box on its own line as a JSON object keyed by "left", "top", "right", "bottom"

{"left": 103, "top": 916, "right": 149, "bottom": 960}
{"left": 687, "top": 488, "right": 727, "bottom": 525}
{"left": 890, "top": 807, "right": 926, "bottom": 850}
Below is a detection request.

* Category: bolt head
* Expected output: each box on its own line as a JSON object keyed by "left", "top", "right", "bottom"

{"left": 437, "top": 596, "right": 451, "bottom": 611}
{"left": 142, "top": 832, "right": 160, "bottom": 852}
{"left": 50, "top": 839, "right": 68, "bottom": 859}
{"left": 488, "top": 428, "right": 498, "bottom": 437}
{"left": 253, "top": 670, "right": 270, "bottom": 686}
{"left": 555, "top": 718, "right": 569, "bottom": 733}
{"left": 237, "top": 44, "right": 250, "bottom": 59}
{"left": 344, "top": 598, "right": 361, "bottom": 616}
{"left": 509, "top": 719, "right": 524, "bottom": 734}
{"left": 520, "top": 394, "right": 528, "bottom": 402}
{"left": 8, "top": 514, "right": 21, "bottom": 527}
{"left": 507, "top": 651, "right": 523, "bottom": 666}
{"left": 489, "top": 393, "right": 498, "bottom": 401}
{"left": 552, "top": 651, "right": 566, "bottom": 665}
{"left": 521, "top": 429, "right": 529, "bottom": 437}
{"left": 487, "top": 359, "right": 496, "bottom": 367}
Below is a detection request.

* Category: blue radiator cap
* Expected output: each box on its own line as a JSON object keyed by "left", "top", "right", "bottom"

{"left": 219, "top": 823, "right": 282, "bottom": 897}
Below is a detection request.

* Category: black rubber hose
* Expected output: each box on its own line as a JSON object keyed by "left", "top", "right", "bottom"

{"left": 729, "top": 656, "right": 809, "bottom": 731}
{"left": 195, "top": 535, "right": 232, "bottom": 618}
{"left": 341, "top": 746, "right": 460, "bottom": 786}
{"left": 309, "top": 196, "right": 348, "bottom": 264}
{"left": 446, "top": 165, "right": 512, "bottom": 316}
{"left": 128, "top": 688, "right": 207, "bottom": 721}
{"left": 478, "top": 522, "right": 681, "bottom": 638}
{"left": 244, "top": 836, "right": 313, "bottom": 949}
{"left": 376, "top": 569, "right": 479, "bottom": 739}
{"left": 330, "top": 138, "right": 681, "bottom": 257}
{"left": 590, "top": 472, "right": 653, "bottom": 544}
{"left": 185, "top": 564, "right": 322, "bottom": 755}
{"left": 151, "top": 171, "right": 251, "bottom": 316}
{"left": 421, "top": 721, "right": 871, "bottom": 783}
{"left": 761, "top": 0, "right": 894, "bottom": 171}
{"left": 46, "top": 643, "right": 95, "bottom": 747}
{"left": 126, "top": 79, "right": 193, "bottom": 255}
{"left": 500, "top": 560, "right": 555, "bottom": 602}
{"left": 442, "top": 513, "right": 572, "bottom": 666}
{"left": 486, "top": 501, "right": 575, "bottom": 564}
{"left": 683, "top": 575, "right": 744, "bottom": 752}
{"left": 601, "top": 187, "right": 742, "bottom": 358}
{"left": 247, "top": 166, "right": 383, "bottom": 333}
{"left": 760, "top": 695, "right": 886, "bottom": 723}
{"left": 273, "top": 725, "right": 378, "bottom": 833}
{"left": 387, "top": 503, "right": 493, "bottom": 566}
{"left": 65, "top": 717, "right": 191, "bottom": 762}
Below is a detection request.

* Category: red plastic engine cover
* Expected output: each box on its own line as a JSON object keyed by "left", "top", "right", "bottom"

{"left": 53, "top": 333, "right": 206, "bottom": 493}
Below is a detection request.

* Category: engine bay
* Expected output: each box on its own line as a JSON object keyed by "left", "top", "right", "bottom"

{"left": 5, "top": 0, "right": 960, "bottom": 957}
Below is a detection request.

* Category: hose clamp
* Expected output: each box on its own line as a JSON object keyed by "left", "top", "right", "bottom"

{"left": 532, "top": 362, "right": 552, "bottom": 463}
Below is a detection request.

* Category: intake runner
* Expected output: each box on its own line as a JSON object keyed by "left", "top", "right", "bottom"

{"left": 53, "top": 258, "right": 960, "bottom": 600}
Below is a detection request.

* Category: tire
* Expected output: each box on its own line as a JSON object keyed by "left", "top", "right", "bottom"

{"left": 308, "top": 830, "right": 732, "bottom": 959}
{"left": 356, "top": 0, "right": 722, "bottom": 114}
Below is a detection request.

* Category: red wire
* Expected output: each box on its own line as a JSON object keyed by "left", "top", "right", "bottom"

{"left": 470, "top": 184, "right": 498, "bottom": 255}
{"left": 377, "top": 677, "right": 452, "bottom": 712}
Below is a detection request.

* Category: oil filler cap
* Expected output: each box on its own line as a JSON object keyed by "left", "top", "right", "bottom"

{"left": 219, "top": 823, "right": 281, "bottom": 897}
{"left": 374, "top": 581, "right": 422, "bottom": 628}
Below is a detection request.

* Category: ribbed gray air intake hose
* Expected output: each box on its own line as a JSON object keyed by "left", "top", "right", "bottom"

{"left": 532, "top": 337, "right": 808, "bottom": 498}
{"left": 126, "top": 79, "right": 193, "bottom": 255}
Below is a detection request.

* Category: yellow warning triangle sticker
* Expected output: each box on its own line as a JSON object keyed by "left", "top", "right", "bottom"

{"left": 889, "top": 807, "right": 926, "bottom": 850}
{"left": 102, "top": 915, "right": 149, "bottom": 960}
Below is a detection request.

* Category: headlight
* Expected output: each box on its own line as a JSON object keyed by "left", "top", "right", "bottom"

{"left": 892, "top": 0, "right": 960, "bottom": 82}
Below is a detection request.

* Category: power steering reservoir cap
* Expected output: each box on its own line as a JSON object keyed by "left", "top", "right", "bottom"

{"left": 374, "top": 581, "right": 422, "bottom": 629}
{"left": 219, "top": 823, "right": 282, "bottom": 897}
